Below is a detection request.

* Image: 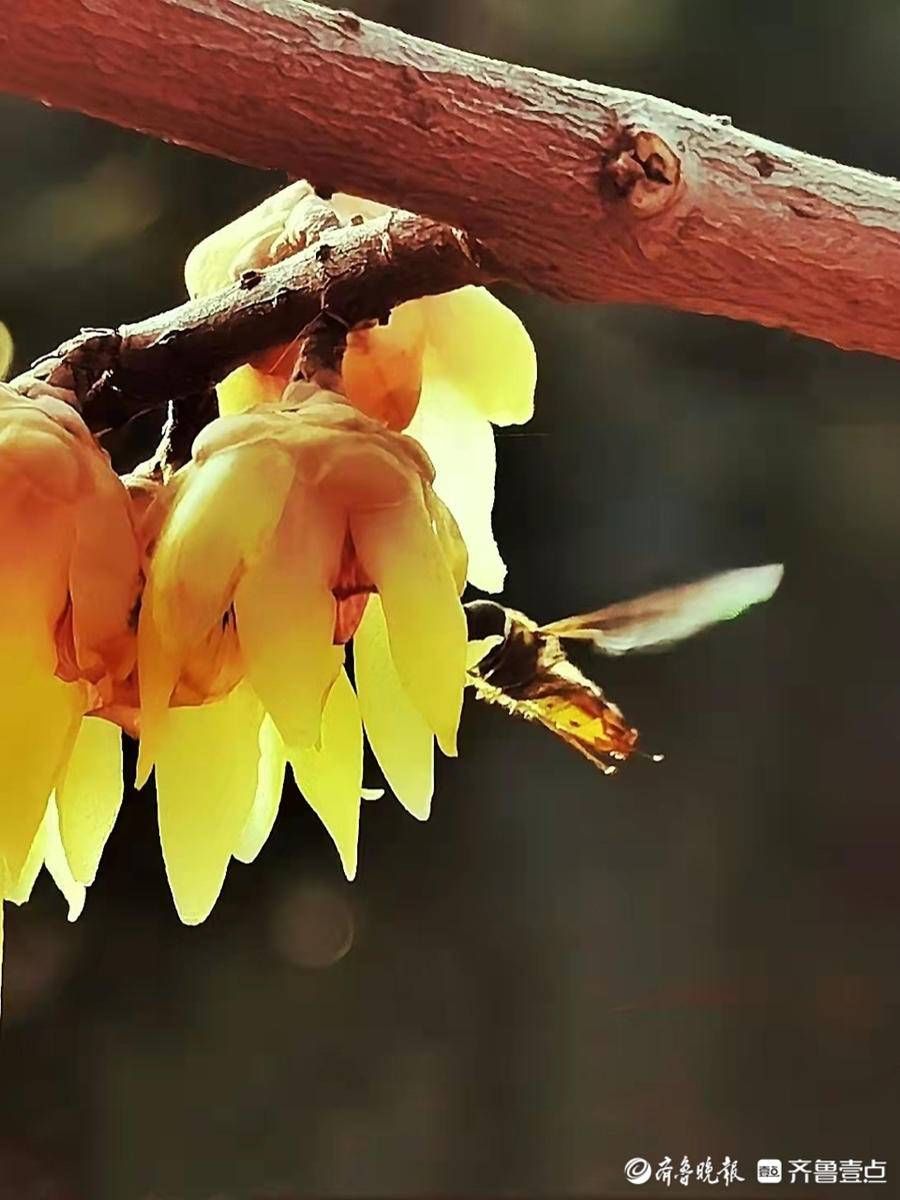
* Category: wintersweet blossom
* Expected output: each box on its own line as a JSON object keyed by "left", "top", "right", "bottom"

{"left": 0, "top": 187, "right": 536, "bottom": 974}
{"left": 136, "top": 390, "right": 468, "bottom": 923}
{"left": 184, "top": 181, "right": 537, "bottom": 592}
{"left": 0, "top": 383, "right": 141, "bottom": 999}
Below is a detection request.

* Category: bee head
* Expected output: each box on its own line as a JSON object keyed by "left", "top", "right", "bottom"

{"left": 464, "top": 599, "right": 510, "bottom": 642}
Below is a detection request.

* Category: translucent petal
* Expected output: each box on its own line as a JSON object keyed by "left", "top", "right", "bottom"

{"left": 151, "top": 445, "right": 294, "bottom": 658}
{"left": 155, "top": 684, "right": 263, "bottom": 924}
{"left": 425, "top": 488, "right": 468, "bottom": 595}
{"left": 342, "top": 303, "right": 426, "bottom": 430}
{"left": 233, "top": 716, "right": 287, "bottom": 864}
{"left": 235, "top": 487, "right": 344, "bottom": 749}
{"left": 174, "top": 610, "right": 243, "bottom": 706}
{"left": 0, "top": 487, "right": 74, "bottom": 638}
{"left": 350, "top": 488, "right": 466, "bottom": 756}
{"left": 0, "top": 419, "right": 81, "bottom": 503}
{"left": 422, "top": 286, "right": 536, "bottom": 425}
{"left": 135, "top": 578, "right": 182, "bottom": 788}
{"left": 192, "top": 407, "right": 301, "bottom": 461}
{"left": 0, "top": 391, "right": 94, "bottom": 443}
{"left": 68, "top": 457, "right": 141, "bottom": 682}
{"left": 329, "top": 193, "right": 389, "bottom": 223}
{"left": 354, "top": 597, "right": 434, "bottom": 820}
{"left": 406, "top": 379, "right": 506, "bottom": 593}
{"left": 0, "top": 494, "right": 83, "bottom": 877}
{"left": 3, "top": 796, "right": 85, "bottom": 921}
{"left": 184, "top": 181, "right": 314, "bottom": 297}
{"left": 3, "top": 822, "right": 44, "bottom": 905}
{"left": 41, "top": 797, "right": 85, "bottom": 922}
{"left": 137, "top": 441, "right": 291, "bottom": 783}
{"left": 0, "top": 635, "right": 83, "bottom": 881}
{"left": 289, "top": 669, "right": 362, "bottom": 880}
{"left": 56, "top": 716, "right": 123, "bottom": 885}
{"left": 217, "top": 364, "right": 286, "bottom": 417}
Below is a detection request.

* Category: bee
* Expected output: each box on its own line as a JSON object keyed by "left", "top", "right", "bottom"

{"left": 464, "top": 564, "right": 783, "bottom": 774}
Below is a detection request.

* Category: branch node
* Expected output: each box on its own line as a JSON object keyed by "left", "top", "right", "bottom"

{"left": 598, "top": 129, "right": 682, "bottom": 217}
{"left": 336, "top": 9, "right": 362, "bottom": 34}
{"left": 4, "top": 0, "right": 900, "bottom": 358}
{"left": 746, "top": 150, "right": 781, "bottom": 178}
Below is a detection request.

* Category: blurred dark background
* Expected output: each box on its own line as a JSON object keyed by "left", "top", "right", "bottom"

{"left": 1, "top": 2, "right": 898, "bottom": 1197}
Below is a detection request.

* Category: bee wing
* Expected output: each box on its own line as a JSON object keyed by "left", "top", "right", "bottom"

{"left": 539, "top": 563, "right": 784, "bottom": 655}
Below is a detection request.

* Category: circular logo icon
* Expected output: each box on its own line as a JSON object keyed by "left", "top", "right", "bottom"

{"left": 624, "top": 1158, "right": 653, "bottom": 1185}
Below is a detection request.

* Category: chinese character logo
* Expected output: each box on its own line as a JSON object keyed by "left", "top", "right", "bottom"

{"left": 624, "top": 1158, "right": 653, "bottom": 1185}
{"left": 624, "top": 1153, "right": 885, "bottom": 1188}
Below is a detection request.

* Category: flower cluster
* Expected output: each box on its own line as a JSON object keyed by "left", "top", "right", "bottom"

{"left": 0, "top": 385, "right": 140, "bottom": 993}
{"left": 0, "top": 184, "right": 536, "bottom": 1000}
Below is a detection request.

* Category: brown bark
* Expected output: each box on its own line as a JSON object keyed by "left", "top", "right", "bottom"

{"left": 13, "top": 210, "right": 481, "bottom": 435}
{"left": 2, "top": 1, "right": 900, "bottom": 360}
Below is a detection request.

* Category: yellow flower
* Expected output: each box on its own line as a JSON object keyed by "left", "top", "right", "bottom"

{"left": 137, "top": 390, "right": 467, "bottom": 924}
{"left": 184, "top": 183, "right": 536, "bottom": 593}
{"left": 0, "top": 384, "right": 140, "bottom": 1004}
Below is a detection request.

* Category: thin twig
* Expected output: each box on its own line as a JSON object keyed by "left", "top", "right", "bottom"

{"left": 11, "top": 211, "right": 484, "bottom": 437}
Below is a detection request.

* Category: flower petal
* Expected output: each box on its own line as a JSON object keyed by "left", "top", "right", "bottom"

{"left": 217, "top": 364, "right": 286, "bottom": 417}
{"left": 0, "top": 636, "right": 83, "bottom": 881}
{"left": 41, "top": 796, "right": 86, "bottom": 922}
{"left": 151, "top": 444, "right": 294, "bottom": 660}
{"left": 154, "top": 683, "right": 263, "bottom": 924}
{"left": 56, "top": 716, "right": 123, "bottom": 886}
{"left": 422, "top": 286, "right": 536, "bottom": 426}
{"left": 233, "top": 716, "right": 287, "bottom": 864}
{"left": 354, "top": 597, "right": 434, "bottom": 820}
{"left": 425, "top": 488, "right": 468, "bottom": 595}
{"left": 0, "top": 468, "right": 75, "bottom": 634}
{"left": 289, "top": 669, "right": 362, "bottom": 880}
{"left": 406, "top": 380, "right": 506, "bottom": 593}
{"left": 0, "top": 404, "right": 82, "bottom": 503}
{"left": 235, "top": 487, "right": 344, "bottom": 749}
{"left": 329, "top": 193, "right": 389, "bottom": 223}
{"left": 2, "top": 795, "right": 85, "bottom": 921}
{"left": 3, "top": 821, "right": 44, "bottom": 905}
{"left": 68, "top": 454, "right": 141, "bottom": 682}
{"left": 350, "top": 487, "right": 466, "bottom": 756}
{"left": 0, "top": 490, "right": 84, "bottom": 878}
{"left": 134, "top": 577, "right": 182, "bottom": 788}
{"left": 184, "top": 181, "right": 314, "bottom": 298}
{"left": 137, "top": 441, "right": 292, "bottom": 784}
{"left": 342, "top": 303, "right": 426, "bottom": 431}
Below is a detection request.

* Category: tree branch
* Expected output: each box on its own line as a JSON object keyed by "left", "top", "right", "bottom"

{"left": 14, "top": 210, "right": 482, "bottom": 435}
{"left": 3, "top": 1, "right": 900, "bottom": 360}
